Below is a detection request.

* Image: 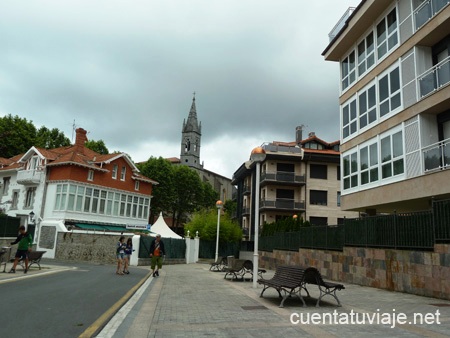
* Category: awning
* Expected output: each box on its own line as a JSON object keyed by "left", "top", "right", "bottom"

{"left": 75, "top": 223, "right": 129, "bottom": 232}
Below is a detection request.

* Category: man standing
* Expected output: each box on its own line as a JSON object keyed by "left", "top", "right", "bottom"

{"left": 9, "top": 225, "right": 33, "bottom": 274}
{"left": 149, "top": 234, "right": 165, "bottom": 277}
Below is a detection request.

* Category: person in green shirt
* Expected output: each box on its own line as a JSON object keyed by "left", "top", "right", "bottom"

{"left": 9, "top": 225, "right": 33, "bottom": 274}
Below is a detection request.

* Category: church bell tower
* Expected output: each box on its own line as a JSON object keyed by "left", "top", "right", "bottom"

{"left": 180, "top": 94, "right": 202, "bottom": 169}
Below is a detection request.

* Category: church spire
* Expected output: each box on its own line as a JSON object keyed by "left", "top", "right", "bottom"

{"left": 180, "top": 93, "right": 202, "bottom": 169}
{"left": 183, "top": 93, "right": 201, "bottom": 134}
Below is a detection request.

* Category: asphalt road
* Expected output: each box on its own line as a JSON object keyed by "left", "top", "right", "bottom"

{"left": 0, "top": 260, "right": 150, "bottom": 338}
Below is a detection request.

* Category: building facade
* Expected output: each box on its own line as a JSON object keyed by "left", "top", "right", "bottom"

{"left": 0, "top": 128, "right": 157, "bottom": 242}
{"left": 232, "top": 128, "right": 358, "bottom": 239}
{"left": 323, "top": 0, "right": 450, "bottom": 213}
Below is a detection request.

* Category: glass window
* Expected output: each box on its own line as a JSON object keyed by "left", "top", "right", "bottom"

{"left": 359, "top": 84, "right": 377, "bottom": 129}
{"left": 342, "top": 98, "right": 357, "bottom": 139}
{"left": 310, "top": 164, "right": 327, "bottom": 179}
{"left": 341, "top": 51, "right": 356, "bottom": 90}
{"left": 112, "top": 164, "right": 118, "bottom": 179}
{"left": 310, "top": 190, "right": 328, "bottom": 206}
{"left": 379, "top": 66, "right": 401, "bottom": 117}
{"left": 381, "top": 131, "right": 404, "bottom": 179}
{"left": 358, "top": 32, "right": 375, "bottom": 76}
{"left": 120, "top": 166, "right": 126, "bottom": 181}
{"left": 377, "top": 8, "right": 398, "bottom": 59}
{"left": 343, "top": 152, "right": 358, "bottom": 190}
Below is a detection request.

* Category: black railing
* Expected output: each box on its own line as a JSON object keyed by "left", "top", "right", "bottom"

{"left": 260, "top": 199, "right": 305, "bottom": 211}
{"left": 139, "top": 236, "right": 186, "bottom": 259}
{"left": 259, "top": 198, "right": 450, "bottom": 252}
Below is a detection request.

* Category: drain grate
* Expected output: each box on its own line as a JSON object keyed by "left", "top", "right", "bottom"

{"left": 429, "top": 303, "right": 450, "bottom": 307}
{"left": 241, "top": 305, "right": 268, "bottom": 310}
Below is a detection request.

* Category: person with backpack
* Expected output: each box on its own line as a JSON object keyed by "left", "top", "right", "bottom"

{"left": 149, "top": 234, "right": 165, "bottom": 277}
{"left": 9, "top": 225, "right": 33, "bottom": 274}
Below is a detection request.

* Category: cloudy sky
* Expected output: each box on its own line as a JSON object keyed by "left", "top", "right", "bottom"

{"left": 0, "top": 0, "right": 359, "bottom": 178}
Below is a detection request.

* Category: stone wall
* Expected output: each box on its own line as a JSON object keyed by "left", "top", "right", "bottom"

{"left": 260, "top": 244, "right": 450, "bottom": 300}
{"left": 55, "top": 232, "right": 124, "bottom": 264}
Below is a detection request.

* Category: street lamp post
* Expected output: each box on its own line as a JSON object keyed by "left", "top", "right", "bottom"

{"left": 250, "top": 147, "right": 266, "bottom": 288}
{"left": 215, "top": 200, "right": 223, "bottom": 262}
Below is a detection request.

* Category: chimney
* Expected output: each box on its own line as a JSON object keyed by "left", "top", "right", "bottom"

{"left": 295, "top": 126, "right": 303, "bottom": 144}
{"left": 75, "top": 128, "right": 88, "bottom": 152}
{"left": 308, "top": 131, "right": 316, "bottom": 138}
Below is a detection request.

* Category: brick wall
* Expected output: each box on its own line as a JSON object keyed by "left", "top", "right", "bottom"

{"left": 260, "top": 244, "right": 450, "bottom": 300}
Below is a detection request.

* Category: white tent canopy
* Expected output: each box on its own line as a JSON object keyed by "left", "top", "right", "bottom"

{"left": 150, "top": 212, "right": 183, "bottom": 239}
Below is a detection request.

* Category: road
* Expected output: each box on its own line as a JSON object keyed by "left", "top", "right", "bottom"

{"left": 0, "top": 260, "right": 150, "bottom": 338}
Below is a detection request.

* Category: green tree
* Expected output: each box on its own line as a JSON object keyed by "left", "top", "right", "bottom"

{"left": 137, "top": 157, "right": 175, "bottom": 223}
{"left": 170, "top": 165, "right": 204, "bottom": 227}
{"left": 0, "top": 114, "right": 37, "bottom": 158}
{"left": 184, "top": 209, "right": 242, "bottom": 242}
{"left": 35, "top": 126, "right": 71, "bottom": 149}
{"left": 201, "top": 181, "right": 219, "bottom": 209}
{"left": 85, "top": 139, "right": 109, "bottom": 154}
{"left": 223, "top": 199, "right": 237, "bottom": 219}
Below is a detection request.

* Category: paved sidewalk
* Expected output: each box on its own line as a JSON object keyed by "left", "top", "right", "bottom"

{"left": 98, "top": 263, "right": 450, "bottom": 338}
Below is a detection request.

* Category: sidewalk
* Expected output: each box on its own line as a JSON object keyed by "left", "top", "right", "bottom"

{"left": 98, "top": 263, "right": 450, "bottom": 338}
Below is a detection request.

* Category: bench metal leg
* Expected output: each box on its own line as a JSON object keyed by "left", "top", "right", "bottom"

{"left": 315, "top": 286, "right": 342, "bottom": 307}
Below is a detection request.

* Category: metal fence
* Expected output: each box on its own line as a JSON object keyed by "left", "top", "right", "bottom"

{"left": 259, "top": 198, "right": 450, "bottom": 252}
{"left": 199, "top": 240, "right": 240, "bottom": 259}
{"left": 0, "top": 216, "right": 21, "bottom": 237}
{"left": 434, "top": 198, "right": 450, "bottom": 241}
{"left": 139, "top": 236, "right": 186, "bottom": 259}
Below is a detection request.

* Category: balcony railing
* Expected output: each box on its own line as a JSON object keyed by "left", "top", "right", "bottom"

{"left": 260, "top": 198, "right": 305, "bottom": 211}
{"left": 261, "top": 143, "right": 303, "bottom": 155}
{"left": 328, "top": 7, "right": 356, "bottom": 42}
{"left": 16, "top": 169, "right": 44, "bottom": 185}
{"left": 423, "top": 138, "right": 450, "bottom": 172}
{"left": 242, "top": 208, "right": 250, "bottom": 216}
{"left": 242, "top": 185, "right": 251, "bottom": 195}
{"left": 414, "top": 0, "right": 450, "bottom": 31}
{"left": 260, "top": 171, "right": 305, "bottom": 185}
{"left": 418, "top": 55, "right": 450, "bottom": 98}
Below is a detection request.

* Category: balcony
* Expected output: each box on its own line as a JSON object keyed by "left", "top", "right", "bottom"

{"left": 414, "top": 0, "right": 450, "bottom": 31}
{"left": 423, "top": 138, "right": 450, "bottom": 172}
{"left": 242, "top": 185, "right": 251, "bottom": 195}
{"left": 260, "top": 171, "right": 305, "bottom": 186}
{"left": 418, "top": 55, "right": 450, "bottom": 99}
{"left": 16, "top": 169, "right": 44, "bottom": 185}
{"left": 260, "top": 198, "right": 305, "bottom": 212}
{"left": 242, "top": 208, "right": 250, "bottom": 216}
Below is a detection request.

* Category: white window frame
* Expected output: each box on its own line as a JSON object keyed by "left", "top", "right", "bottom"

{"left": 342, "top": 150, "right": 359, "bottom": 192}
{"left": 120, "top": 166, "right": 126, "bottom": 181}
{"left": 341, "top": 96, "right": 358, "bottom": 140}
{"left": 135, "top": 180, "right": 140, "bottom": 191}
{"left": 379, "top": 127, "right": 405, "bottom": 183}
{"left": 359, "top": 140, "right": 379, "bottom": 188}
{"left": 357, "top": 31, "right": 375, "bottom": 77}
{"left": 358, "top": 81, "right": 378, "bottom": 132}
{"left": 341, "top": 50, "right": 356, "bottom": 91}
{"left": 87, "top": 169, "right": 94, "bottom": 181}
{"left": 376, "top": 7, "right": 399, "bottom": 62}
{"left": 112, "top": 164, "right": 118, "bottom": 179}
{"left": 378, "top": 63, "right": 402, "bottom": 120}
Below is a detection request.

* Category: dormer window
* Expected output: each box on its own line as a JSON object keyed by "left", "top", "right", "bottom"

{"left": 28, "top": 156, "right": 39, "bottom": 170}
{"left": 88, "top": 170, "right": 94, "bottom": 181}
{"left": 112, "top": 164, "right": 118, "bottom": 179}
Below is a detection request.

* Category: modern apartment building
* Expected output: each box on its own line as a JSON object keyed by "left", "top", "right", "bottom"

{"left": 323, "top": 0, "right": 450, "bottom": 213}
{"left": 232, "top": 128, "right": 358, "bottom": 238}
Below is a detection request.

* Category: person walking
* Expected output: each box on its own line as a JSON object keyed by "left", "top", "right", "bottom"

{"left": 116, "top": 236, "right": 126, "bottom": 275}
{"left": 149, "top": 234, "right": 165, "bottom": 277}
{"left": 123, "top": 237, "right": 133, "bottom": 274}
{"left": 9, "top": 225, "right": 33, "bottom": 274}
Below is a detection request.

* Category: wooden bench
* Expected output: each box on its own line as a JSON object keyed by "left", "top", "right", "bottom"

{"left": 258, "top": 265, "right": 308, "bottom": 307}
{"left": 303, "top": 267, "right": 345, "bottom": 307}
{"left": 18, "top": 251, "right": 47, "bottom": 270}
{"left": 209, "top": 256, "right": 227, "bottom": 272}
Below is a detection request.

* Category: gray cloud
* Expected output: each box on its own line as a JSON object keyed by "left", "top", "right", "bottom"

{"left": 0, "top": 0, "right": 359, "bottom": 177}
